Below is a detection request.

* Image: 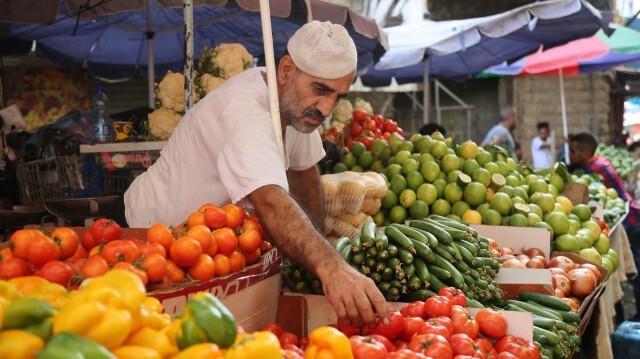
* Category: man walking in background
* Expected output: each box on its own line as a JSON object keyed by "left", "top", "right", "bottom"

{"left": 481, "top": 106, "right": 517, "bottom": 151}
{"left": 531, "top": 122, "right": 555, "bottom": 169}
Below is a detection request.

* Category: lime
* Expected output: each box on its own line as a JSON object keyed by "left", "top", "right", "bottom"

{"left": 430, "top": 141, "right": 448, "bottom": 159}
{"left": 452, "top": 201, "right": 471, "bottom": 218}
{"left": 419, "top": 138, "right": 434, "bottom": 154}
{"left": 472, "top": 168, "right": 491, "bottom": 187}
{"left": 569, "top": 219, "right": 580, "bottom": 235}
{"left": 549, "top": 174, "right": 565, "bottom": 192}
{"left": 513, "top": 187, "right": 529, "bottom": 201}
{"left": 419, "top": 153, "right": 435, "bottom": 165}
{"left": 395, "top": 150, "right": 412, "bottom": 164}
{"left": 351, "top": 141, "right": 366, "bottom": 158}
{"left": 476, "top": 203, "right": 490, "bottom": 215}
{"left": 546, "top": 212, "right": 570, "bottom": 235}
{"left": 594, "top": 234, "right": 610, "bottom": 255}
{"left": 399, "top": 141, "right": 414, "bottom": 153}
{"left": 579, "top": 248, "right": 602, "bottom": 265}
{"left": 482, "top": 209, "right": 502, "bottom": 225}
{"left": 386, "top": 164, "right": 402, "bottom": 179}
{"left": 390, "top": 174, "right": 408, "bottom": 194}
{"left": 410, "top": 200, "right": 430, "bottom": 219}
{"left": 510, "top": 213, "right": 528, "bottom": 227}
{"left": 433, "top": 179, "right": 447, "bottom": 198}
{"left": 572, "top": 204, "right": 592, "bottom": 222}
{"left": 332, "top": 162, "right": 348, "bottom": 173}
{"left": 402, "top": 158, "right": 420, "bottom": 175}
{"left": 432, "top": 131, "right": 445, "bottom": 141}
{"left": 553, "top": 203, "right": 566, "bottom": 214}
{"left": 464, "top": 182, "right": 488, "bottom": 207}
{"left": 380, "top": 148, "right": 392, "bottom": 163}
{"left": 535, "top": 193, "right": 556, "bottom": 213}
{"left": 535, "top": 221, "right": 554, "bottom": 238}
{"left": 358, "top": 151, "right": 374, "bottom": 168}
{"left": 441, "top": 154, "right": 461, "bottom": 173}
{"left": 528, "top": 203, "right": 543, "bottom": 218}
{"left": 457, "top": 173, "right": 472, "bottom": 187}
{"left": 371, "top": 139, "right": 387, "bottom": 156}
{"left": 476, "top": 150, "right": 493, "bottom": 166}
{"left": 431, "top": 199, "right": 451, "bottom": 216}
{"left": 373, "top": 211, "right": 385, "bottom": 226}
{"left": 582, "top": 220, "right": 602, "bottom": 241}
{"left": 495, "top": 160, "right": 509, "bottom": 176}
{"left": 444, "top": 183, "right": 464, "bottom": 203}
{"left": 490, "top": 192, "right": 513, "bottom": 215}
{"left": 529, "top": 179, "right": 549, "bottom": 194}
{"left": 341, "top": 153, "right": 357, "bottom": 168}
{"left": 421, "top": 161, "right": 441, "bottom": 182}
{"left": 491, "top": 173, "right": 507, "bottom": 189}
{"left": 548, "top": 184, "right": 559, "bottom": 196}
{"left": 399, "top": 189, "right": 417, "bottom": 208}
{"left": 506, "top": 175, "right": 520, "bottom": 187}
{"left": 382, "top": 190, "right": 398, "bottom": 209}
{"left": 528, "top": 213, "right": 542, "bottom": 226}
{"left": 525, "top": 174, "right": 539, "bottom": 186}
{"left": 459, "top": 140, "right": 479, "bottom": 159}
{"left": 498, "top": 185, "right": 515, "bottom": 198}
{"left": 447, "top": 214, "right": 462, "bottom": 222}
{"left": 463, "top": 209, "right": 482, "bottom": 224}
{"left": 447, "top": 170, "right": 463, "bottom": 184}
{"left": 371, "top": 160, "right": 385, "bottom": 173}
{"left": 351, "top": 165, "right": 364, "bottom": 172}
{"left": 407, "top": 171, "right": 425, "bottom": 191}
{"left": 417, "top": 183, "right": 438, "bottom": 205}
{"left": 607, "top": 188, "right": 619, "bottom": 199}
{"left": 411, "top": 153, "right": 421, "bottom": 161}
{"left": 462, "top": 159, "right": 480, "bottom": 176}
{"left": 413, "top": 136, "right": 428, "bottom": 153}
{"left": 512, "top": 197, "right": 526, "bottom": 207}
{"left": 389, "top": 205, "right": 408, "bottom": 224}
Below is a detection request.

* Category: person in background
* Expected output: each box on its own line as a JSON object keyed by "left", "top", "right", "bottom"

{"left": 531, "top": 122, "right": 555, "bottom": 169}
{"left": 480, "top": 106, "right": 517, "bottom": 151}
{"left": 626, "top": 142, "right": 640, "bottom": 201}
{"left": 514, "top": 142, "right": 523, "bottom": 162}
{"left": 569, "top": 133, "right": 640, "bottom": 320}
{"left": 419, "top": 123, "right": 446, "bottom": 136}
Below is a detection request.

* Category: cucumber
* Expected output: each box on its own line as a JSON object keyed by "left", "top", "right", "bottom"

{"left": 387, "top": 244, "right": 399, "bottom": 257}
{"left": 524, "top": 301, "right": 580, "bottom": 324}
{"left": 409, "top": 238, "right": 436, "bottom": 263}
{"left": 365, "top": 257, "right": 377, "bottom": 268}
{"left": 468, "top": 268, "right": 480, "bottom": 280}
{"left": 374, "top": 232, "right": 389, "bottom": 250}
{"left": 398, "top": 248, "right": 414, "bottom": 265}
{"left": 390, "top": 224, "right": 430, "bottom": 245}
{"left": 426, "top": 219, "right": 471, "bottom": 241}
{"left": 387, "top": 257, "right": 402, "bottom": 270}
{"left": 455, "top": 242, "right": 477, "bottom": 266}
{"left": 428, "top": 272, "right": 448, "bottom": 292}
{"left": 409, "top": 220, "right": 453, "bottom": 245}
{"left": 340, "top": 244, "right": 351, "bottom": 261}
{"left": 408, "top": 276, "right": 422, "bottom": 290}
{"left": 466, "top": 298, "right": 485, "bottom": 308}
{"left": 378, "top": 282, "right": 391, "bottom": 294}
{"left": 387, "top": 287, "right": 400, "bottom": 300}
{"left": 533, "top": 316, "right": 577, "bottom": 333}
{"left": 463, "top": 274, "right": 474, "bottom": 288}
{"left": 414, "top": 258, "right": 432, "bottom": 284}
{"left": 475, "top": 278, "right": 489, "bottom": 289}
{"left": 518, "top": 292, "right": 571, "bottom": 312}
{"left": 386, "top": 226, "right": 416, "bottom": 253}
{"left": 507, "top": 301, "right": 562, "bottom": 321}
{"left": 533, "top": 326, "right": 561, "bottom": 345}
{"left": 382, "top": 267, "right": 394, "bottom": 282}
{"left": 377, "top": 250, "right": 390, "bottom": 261}
{"left": 352, "top": 253, "right": 366, "bottom": 265}
{"left": 453, "top": 260, "right": 471, "bottom": 274}
{"left": 371, "top": 272, "right": 383, "bottom": 283}
{"left": 459, "top": 240, "right": 479, "bottom": 256}
{"left": 351, "top": 237, "right": 362, "bottom": 254}
{"left": 367, "top": 246, "right": 378, "bottom": 258}
{"left": 447, "top": 242, "right": 463, "bottom": 262}
{"left": 429, "top": 215, "right": 476, "bottom": 233}
{"left": 334, "top": 237, "right": 351, "bottom": 252}
{"left": 428, "top": 265, "right": 452, "bottom": 280}
{"left": 390, "top": 280, "right": 403, "bottom": 289}
{"left": 361, "top": 220, "right": 376, "bottom": 247}
{"left": 404, "top": 264, "right": 416, "bottom": 278}
{"left": 413, "top": 228, "right": 439, "bottom": 248}
{"left": 478, "top": 257, "right": 500, "bottom": 270}
{"left": 405, "top": 289, "right": 437, "bottom": 301}
{"left": 477, "top": 249, "right": 491, "bottom": 258}
{"left": 374, "top": 261, "right": 386, "bottom": 273}
{"left": 505, "top": 303, "right": 527, "bottom": 313}
{"left": 434, "top": 254, "right": 465, "bottom": 287}
{"left": 434, "top": 246, "right": 456, "bottom": 262}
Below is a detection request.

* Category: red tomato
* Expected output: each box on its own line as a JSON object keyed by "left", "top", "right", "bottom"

{"left": 424, "top": 296, "right": 452, "bottom": 318}
{"left": 279, "top": 332, "right": 299, "bottom": 347}
{"left": 0, "top": 248, "right": 12, "bottom": 261}
{"left": 396, "top": 127, "right": 405, "bottom": 137}
{"left": 475, "top": 338, "right": 497, "bottom": 359}
{"left": 0, "top": 257, "right": 31, "bottom": 279}
{"left": 80, "top": 256, "right": 109, "bottom": 278}
{"left": 402, "top": 316, "right": 428, "bottom": 341}
{"left": 142, "top": 253, "right": 169, "bottom": 282}
{"left": 351, "top": 122, "right": 364, "bottom": 137}
{"left": 262, "top": 323, "right": 284, "bottom": 337}
{"left": 81, "top": 230, "right": 99, "bottom": 250}
{"left": 383, "top": 132, "right": 391, "bottom": 140}
{"left": 438, "top": 288, "right": 467, "bottom": 307}
{"left": 370, "top": 334, "right": 396, "bottom": 352}
{"left": 401, "top": 301, "right": 426, "bottom": 318}
{"left": 90, "top": 218, "right": 122, "bottom": 244}
{"left": 495, "top": 337, "right": 539, "bottom": 359}
{"left": 372, "top": 114, "right": 384, "bottom": 129}
{"left": 364, "top": 119, "right": 377, "bottom": 131}
{"left": 139, "top": 242, "right": 167, "bottom": 258}
{"left": 383, "top": 119, "right": 398, "bottom": 133}
{"left": 37, "top": 260, "right": 74, "bottom": 286}
{"left": 101, "top": 240, "right": 140, "bottom": 264}
{"left": 51, "top": 228, "right": 80, "bottom": 259}
{"left": 113, "top": 262, "right": 148, "bottom": 286}
{"left": 368, "top": 311, "right": 404, "bottom": 340}
{"left": 450, "top": 334, "right": 480, "bottom": 357}
{"left": 10, "top": 229, "right": 40, "bottom": 259}
{"left": 336, "top": 318, "right": 360, "bottom": 337}
{"left": 451, "top": 305, "right": 479, "bottom": 339}
{"left": 350, "top": 336, "right": 388, "bottom": 359}
{"left": 424, "top": 317, "right": 453, "bottom": 339}
{"left": 353, "top": 110, "right": 369, "bottom": 123}
{"left": 204, "top": 206, "right": 228, "bottom": 229}
{"left": 409, "top": 333, "right": 453, "bottom": 359}
{"left": 387, "top": 349, "right": 430, "bottom": 359}
{"left": 475, "top": 308, "right": 508, "bottom": 339}
{"left": 68, "top": 244, "right": 88, "bottom": 261}
{"left": 361, "top": 136, "right": 374, "bottom": 150}
{"left": 27, "top": 236, "right": 61, "bottom": 267}
{"left": 496, "top": 352, "right": 519, "bottom": 359}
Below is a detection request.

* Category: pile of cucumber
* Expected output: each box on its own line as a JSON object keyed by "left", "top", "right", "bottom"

{"left": 507, "top": 292, "right": 581, "bottom": 359}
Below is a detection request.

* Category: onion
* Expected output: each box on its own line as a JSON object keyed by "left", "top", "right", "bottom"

{"left": 501, "top": 254, "right": 516, "bottom": 261}
{"left": 531, "top": 255, "right": 548, "bottom": 268}
{"left": 569, "top": 268, "right": 597, "bottom": 283}
{"left": 553, "top": 274, "right": 572, "bottom": 296}
{"left": 502, "top": 247, "right": 514, "bottom": 256}
{"left": 549, "top": 256, "right": 576, "bottom": 272}
{"left": 580, "top": 263, "right": 602, "bottom": 283}
{"left": 502, "top": 258, "right": 526, "bottom": 269}
{"left": 554, "top": 288, "right": 566, "bottom": 298}
{"left": 523, "top": 247, "right": 545, "bottom": 258}
{"left": 526, "top": 258, "right": 546, "bottom": 269}
{"left": 517, "top": 254, "right": 530, "bottom": 266}
{"left": 560, "top": 297, "right": 580, "bottom": 311}
{"left": 487, "top": 238, "right": 500, "bottom": 250}
{"left": 569, "top": 270, "right": 597, "bottom": 298}
{"left": 549, "top": 267, "right": 568, "bottom": 277}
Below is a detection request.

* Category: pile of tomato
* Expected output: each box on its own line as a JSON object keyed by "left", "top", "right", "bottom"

{"left": 323, "top": 110, "right": 405, "bottom": 150}
{"left": 0, "top": 203, "right": 271, "bottom": 290}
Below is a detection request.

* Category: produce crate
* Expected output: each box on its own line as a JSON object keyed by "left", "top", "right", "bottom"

{"left": 16, "top": 156, "right": 85, "bottom": 205}
{"left": 95, "top": 150, "right": 161, "bottom": 195}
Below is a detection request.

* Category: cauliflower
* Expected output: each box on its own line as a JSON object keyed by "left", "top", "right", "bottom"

{"left": 332, "top": 99, "right": 353, "bottom": 124}
{"left": 157, "top": 71, "right": 186, "bottom": 112}
{"left": 211, "top": 43, "right": 253, "bottom": 78}
{"left": 148, "top": 107, "right": 182, "bottom": 140}
{"left": 199, "top": 74, "right": 226, "bottom": 94}
{"left": 354, "top": 98, "right": 374, "bottom": 115}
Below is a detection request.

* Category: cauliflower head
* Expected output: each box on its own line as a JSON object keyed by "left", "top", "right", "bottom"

{"left": 212, "top": 43, "right": 253, "bottom": 78}
{"left": 200, "top": 73, "right": 227, "bottom": 94}
{"left": 354, "top": 98, "right": 374, "bottom": 115}
{"left": 157, "top": 71, "right": 185, "bottom": 112}
{"left": 148, "top": 107, "right": 182, "bottom": 140}
{"left": 332, "top": 99, "right": 353, "bottom": 124}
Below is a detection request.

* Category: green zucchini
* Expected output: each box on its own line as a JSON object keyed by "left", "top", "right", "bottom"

{"left": 455, "top": 242, "right": 477, "bottom": 265}
{"left": 427, "top": 219, "right": 471, "bottom": 241}
{"left": 434, "top": 254, "right": 465, "bottom": 287}
{"left": 434, "top": 246, "right": 456, "bottom": 262}
{"left": 382, "top": 267, "right": 394, "bottom": 282}
{"left": 414, "top": 258, "right": 432, "bottom": 284}
{"left": 367, "top": 246, "right": 378, "bottom": 258}
{"left": 387, "top": 257, "right": 402, "bottom": 270}
{"left": 447, "top": 243, "right": 463, "bottom": 262}
{"left": 389, "top": 224, "right": 430, "bottom": 245}
{"left": 409, "top": 220, "right": 453, "bottom": 245}
{"left": 507, "top": 301, "right": 562, "bottom": 321}
{"left": 334, "top": 237, "right": 351, "bottom": 252}
{"left": 365, "top": 257, "right": 377, "bottom": 268}
{"left": 371, "top": 272, "right": 383, "bottom": 283}
{"left": 351, "top": 237, "right": 362, "bottom": 253}
{"left": 398, "top": 248, "right": 414, "bottom": 265}
{"left": 409, "top": 238, "right": 436, "bottom": 263}
{"left": 340, "top": 244, "right": 351, "bottom": 261}
{"left": 459, "top": 240, "right": 479, "bottom": 256}
{"left": 428, "top": 273, "right": 448, "bottom": 292}
{"left": 377, "top": 250, "right": 390, "bottom": 261}
{"left": 518, "top": 292, "right": 571, "bottom": 311}
{"left": 453, "top": 259, "right": 471, "bottom": 274}
{"left": 428, "top": 265, "right": 452, "bottom": 280}
{"left": 352, "top": 253, "right": 366, "bottom": 265}
{"left": 404, "top": 264, "right": 416, "bottom": 278}
{"left": 385, "top": 226, "right": 416, "bottom": 253}
{"left": 387, "top": 244, "right": 399, "bottom": 257}
{"left": 533, "top": 326, "right": 561, "bottom": 345}
{"left": 408, "top": 276, "right": 422, "bottom": 290}
{"left": 378, "top": 282, "right": 391, "bottom": 294}
{"left": 374, "top": 232, "right": 389, "bottom": 250}
{"left": 361, "top": 220, "right": 376, "bottom": 247}
{"left": 412, "top": 228, "right": 439, "bottom": 248}
{"left": 466, "top": 298, "right": 485, "bottom": 308}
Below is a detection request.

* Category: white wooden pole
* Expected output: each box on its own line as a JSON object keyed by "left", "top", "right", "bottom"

{"left": 183, "top": 0, "right": 194, "bottom": 110}
{"left": 259, "top": 0, "right": 285, "bottom": 160}
{"left": 423, "top": 57, "right": 429, "bottom": 125}
{"left": 146, "top": 0, "right": 155, "bottom": 109}
{"left": 559, "top": 68, "right": 570, "bottom": 164}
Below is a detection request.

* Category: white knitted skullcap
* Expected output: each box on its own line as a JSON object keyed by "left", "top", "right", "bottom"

{"left": 287, "top": 20, "right": 358, "bottom": 79}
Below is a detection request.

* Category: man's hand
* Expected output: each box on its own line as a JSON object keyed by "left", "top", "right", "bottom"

{"left": 318, "top": 261, "right": 388, "bottom": 326}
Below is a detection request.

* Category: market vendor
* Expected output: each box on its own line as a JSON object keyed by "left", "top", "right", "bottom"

{"left": 125, "top": 21, "right": 388, "bottom": 324}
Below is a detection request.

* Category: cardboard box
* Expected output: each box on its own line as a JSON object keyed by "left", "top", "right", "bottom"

{"left": 563, "top": 182, "right": 589, "bottom": 205}
{"left": 277, "top": 293, "right": 533, "bottom": 341}
{"left": 471, "top": 224, "right": 553, "bottom": 298}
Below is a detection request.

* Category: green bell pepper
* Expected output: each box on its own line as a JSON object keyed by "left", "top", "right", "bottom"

{"left": 176, "top": 292, "right": 237, "bottom": 349}
{"left": 2, "top": 298, "right": 53, "bottom": 340}
{"left": 36, "top": 332, "right": 114, "bottom": 359}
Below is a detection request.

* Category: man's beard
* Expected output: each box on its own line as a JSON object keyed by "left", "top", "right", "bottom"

{"left": 281, "top": 92, "right": 325, "bottom": 133}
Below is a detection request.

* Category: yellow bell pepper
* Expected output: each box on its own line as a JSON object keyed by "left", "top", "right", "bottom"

{"left": 131, "top": 300, "right": 172, "bottom": 332}
{"left": 53, "top": 300, "right": 133, "bottom": 349}
{"left": 0, "top": 280, "right": 19, "bottom": 301}
{"left": 171, "top": 343, "right": 223, "bottom": 359}
{"left": 0, "top": 330, "right": 45, "bottom": 359}
{"left": 76, "top": 270, "right": 146, "bottom": 313}
{"left": 126, "top": 327, "right": 178, "bottom": 358}
{"left": 304, "top": 327, "right": 353, "bottom": 359}
{"left": 224, "top": 331, "right": 282, "bottom": 359}
{"left": 162, "top": 319, "right": 182, "bottom": 348}
{"left": 9, "top": 277, "right": 67, "bottom": 308}
{"left": 113, "top": 345, "right": 161, "bottom": 359}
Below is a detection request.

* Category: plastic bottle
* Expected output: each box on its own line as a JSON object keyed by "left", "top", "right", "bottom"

{"left": 93, "top": 85, "right": 111, "bottom": 142}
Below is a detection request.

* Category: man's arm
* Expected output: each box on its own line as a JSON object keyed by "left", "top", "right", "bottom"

{"left": 250, "top": 185, "right": 388, "bottom": 324}
{"left": 287, "top": 165, "right": 324, "bottom": 229}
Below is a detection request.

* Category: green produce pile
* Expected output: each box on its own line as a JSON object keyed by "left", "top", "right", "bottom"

{"left": 572, "top": 172, "right": 628, "bottom": 226}
{"left": 284, "top": 216, "right": 503, "bottom": 306}
{"left": 595, "top": 144, "right": 639, "bottom": 180}
{"left": 508, "top": 292, "right": 582, "bottom": 359}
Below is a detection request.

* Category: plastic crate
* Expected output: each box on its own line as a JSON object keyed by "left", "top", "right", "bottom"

{"left": 97, "top": 150, "right": 161, "bottom": 195}
{"left": 16, "top": 156, "right": 84, "bottom": 205}
{"left": 612, "top": 321, "right": 640, "bottom": 357}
